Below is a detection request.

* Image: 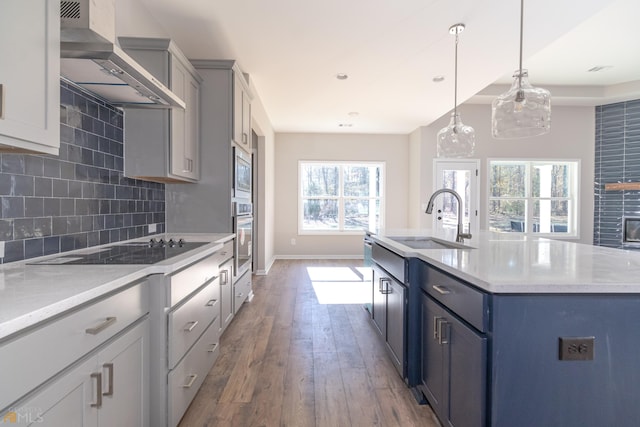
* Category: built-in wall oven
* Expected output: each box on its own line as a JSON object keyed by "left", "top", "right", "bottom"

{"left": 233, "top": 201, "right": 253, "bottom": 279}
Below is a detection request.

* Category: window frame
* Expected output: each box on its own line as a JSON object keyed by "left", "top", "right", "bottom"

{"left": 298, "top": 160, "right": 385, "bottom": 235}
{"left": 487, "top": 158, "right": 580, "bottom": 238}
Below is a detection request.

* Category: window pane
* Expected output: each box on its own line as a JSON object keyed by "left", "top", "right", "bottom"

{"left": 532, "top": 164, "right": 570, "bottom": 197}
{"left": 533, "top": 200, "right": 569, "bottom": 233}
{"left": 302, "top": 199, "right": 338, "bottom": 230}
{"left": 490, "top": 164, "right": 526, "bottom": 197}
{"left": 344, "top": 199, "right": 379, "bottom": 230}
{"left": 489, "top": 199, "right": 526, "bottom": 232}
{"left": 344, "top": 166, "right": 380, "bottom": 197}
{"left": 301, "top": 165, "right": 339, "bottom": 196}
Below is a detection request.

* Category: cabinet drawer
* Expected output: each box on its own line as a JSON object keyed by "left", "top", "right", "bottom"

{"left": 168, "top": 278, "right": 220, "bottom": 369}
{"left": 372, "top": 243, "right": 405, "bottom": 283}
{"left": 421, "top": 263, "right": 488, "bottom": 333}
{"left": 170, "top": 254, "right": 218, "bottom": 307}
{"left": 234, "top": 271, "right": 251, "bottom": 314}
{"left": 215, "top": 240, "right": 233, "bottom": 264}
{"left": 0, "top": 280, "right": 148, "bottom": 410}
{"left": 168, "top": 317, "right": 220, "bottom": 427}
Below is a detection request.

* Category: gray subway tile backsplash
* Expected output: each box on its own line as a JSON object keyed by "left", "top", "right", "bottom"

{"left": 0, "top": 81, "right": 165, "bottom": 263}
{"left": 594, "top": 98, "right": 640, "bottom": 249}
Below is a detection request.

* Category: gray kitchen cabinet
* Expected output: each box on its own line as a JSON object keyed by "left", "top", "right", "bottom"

{"left": 219, "top": 257, "right": 234, "bottom": 333}
{"left": 148, "top": 246, "right": 227, "bottom": 427}
{"left": 233, "top": 72, "right": 252, "bottom": 153}
{"left": 0, "top": 280, "right": 149, "bottom": 425}
{"left": 164, "top": 60, "right": 253, "bottom": 234}
{"left": 0, "top": 0, "right": 59, "bottom": 155}
{"left": 15, "top": 319, "right": 149, "bottom": 427}
{"left": 120, "top": 37, "right": 200, "bottom": 183}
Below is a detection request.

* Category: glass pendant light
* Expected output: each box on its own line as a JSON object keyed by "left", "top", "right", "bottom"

{"left": 437, "top": 23, "right": 475, "bottom": 158}
{"left": 492, "top": 0, "right": 551, "bottom": 139}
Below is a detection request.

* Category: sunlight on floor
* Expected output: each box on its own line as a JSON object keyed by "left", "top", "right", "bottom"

{"left": 307, "top": 266, "right": 372, "bottom": 305}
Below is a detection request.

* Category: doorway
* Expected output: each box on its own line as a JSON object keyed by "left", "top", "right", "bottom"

{"left": 432, "top": 159, "right": 480, "bottom": 244}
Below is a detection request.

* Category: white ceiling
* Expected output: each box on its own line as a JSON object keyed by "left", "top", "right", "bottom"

{"left": 138, "top": 0, "right": 640, "bottom": 134}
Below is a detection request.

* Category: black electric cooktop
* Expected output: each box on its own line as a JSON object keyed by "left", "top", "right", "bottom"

{"left": 30, "top": 239, "right": 208, "bottom": 265}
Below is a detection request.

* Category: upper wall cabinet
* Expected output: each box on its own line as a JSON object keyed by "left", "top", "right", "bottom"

{"left": 119, "top": 38, "right": 201, "bottom": 183}
{"left": 233, "top": 71, "right": 252, "bottom": 153}
{"left": 0, "top": 0, "right": 60, "bottom": 155}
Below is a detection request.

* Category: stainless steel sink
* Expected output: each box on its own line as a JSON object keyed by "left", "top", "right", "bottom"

{"left": 387, "top": 236, "right": 474, "bottom": 250}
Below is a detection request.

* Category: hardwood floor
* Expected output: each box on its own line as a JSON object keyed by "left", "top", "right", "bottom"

{"left": 179, "top": 259, "right": 441, "bottom": 427}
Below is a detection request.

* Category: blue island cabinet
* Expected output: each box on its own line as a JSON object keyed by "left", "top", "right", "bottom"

{"left": 413, "top": 258, "right": 640, "bottom": 427}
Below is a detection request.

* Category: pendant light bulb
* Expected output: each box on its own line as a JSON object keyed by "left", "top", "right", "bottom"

{"left": 491, "top": 0, "right": 551, "bottom": 139}
{"left": 437, "top": 23, "right": 475, "bottom": 158}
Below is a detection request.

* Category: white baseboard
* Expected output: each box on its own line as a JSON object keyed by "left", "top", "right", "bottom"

{"left": 275, "top": 255, "right": 364, "bottom": 260}
{"left": 254, "top": 255, "right": 365, "bottom": 275}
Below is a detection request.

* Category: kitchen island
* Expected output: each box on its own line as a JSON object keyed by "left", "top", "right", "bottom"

{"left": 370, "top": 230, "right": 640, "bottom": 427}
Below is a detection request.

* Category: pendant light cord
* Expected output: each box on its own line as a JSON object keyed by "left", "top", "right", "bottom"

{"left": 454, "top": 30, "right": 459, "bottom": 119}
{"left": 518, "top": 0, "right": 524, "bottom": 89}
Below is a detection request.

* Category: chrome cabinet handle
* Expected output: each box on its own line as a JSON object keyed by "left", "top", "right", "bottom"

{"left": 91, "top": 372, "right": 103, "bottom": 408}
{"left": 0, "top": 84, "right": 4, "bottom": 120}
{"left": 380, "top": 278, "right": 392, "bottom": 294}
{"left": 207, "top": 343, "right": 218, "bottom": 353}
{"left": 184, "top": 321, "right": 199, "bottom": 332}
{"left": 206, "top": 299, "right": 216, "bottom": 307}
{"left": 432, "top": 285, "right": 451, "bottom": 295}
{"left": 237, "top": 293, "right": 244, "bottom": 297}
{"left": 85, "top": 317, "right": 117, "bottom": 335}
{"left": 221, "top": 269, "right": 229, "bottom": 285}
{"left": 437, "top": 318, "right": 449, "bottom": 345}
{"left": 433, "top": 316, "right": 443, "bottom": 340}
{"left": 103, "top": 363, "right": 114, "bottom": 396}
{"left": 242, "top": 132, "right": 248, "bottom": 144}
{"left": 183, "top": 374, "right": 198, "bottom": 388}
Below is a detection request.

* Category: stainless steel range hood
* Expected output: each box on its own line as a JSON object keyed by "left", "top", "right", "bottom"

{"left": 60, "top": 0, "right": 185, "bottom": 109}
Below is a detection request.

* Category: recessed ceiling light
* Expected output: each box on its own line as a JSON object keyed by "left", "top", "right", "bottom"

{"left": 336, "top": 73, "right": 349, "bottom": 80}
{"left": 348, "top": 111, "right": 359, "bottom": 117}
{"left": 432, "top": 75, "right": 445, "bottom": 83}
{"left": 338, "top": 123, "right": 353, "bottom": 127}
{"left": 588, "top": 66, "right": 613, "bottom": 72}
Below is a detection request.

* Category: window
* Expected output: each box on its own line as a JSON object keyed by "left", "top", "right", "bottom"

{"left": 488, "top": 160, "right": 579, "bottom": 236}
{"left": 299, "top": 161, "right": 384, "bottom": 233}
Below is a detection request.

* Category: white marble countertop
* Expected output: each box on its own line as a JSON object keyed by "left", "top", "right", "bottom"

{"left": 0, "top": 233, "right": 233, "bottom": 341}
{"left": 370, "top": 229, "right": 640, "bottom": 294}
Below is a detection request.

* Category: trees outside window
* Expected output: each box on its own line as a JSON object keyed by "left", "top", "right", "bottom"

{"left": 299, "top": 162, "right": 384, "bottom": 233}
{"left": 489, "top": 160, "right": 579, "bottom": 236}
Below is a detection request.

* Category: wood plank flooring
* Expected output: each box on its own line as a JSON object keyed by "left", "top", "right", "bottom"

{"left": 179, "top": 259, "right": 441, "bottom": 427}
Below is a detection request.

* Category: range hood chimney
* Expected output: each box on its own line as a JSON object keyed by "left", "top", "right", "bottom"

{"left": 60, "top": 0, "right": 185, "bottom": 109}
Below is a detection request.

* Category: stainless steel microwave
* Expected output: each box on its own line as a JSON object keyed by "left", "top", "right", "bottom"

{"left": 233, "top": 147, "right": 251, "bottom": 200}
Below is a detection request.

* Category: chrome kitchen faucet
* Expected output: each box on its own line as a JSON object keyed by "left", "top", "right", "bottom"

{"left": 425, "top": 188, "right": 472, "bottom": 244}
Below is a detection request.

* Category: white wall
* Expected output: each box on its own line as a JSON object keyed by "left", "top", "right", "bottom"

{"left": 274, "top": 133, "right": 410, "bottom": 257}
{"left": 414, "top": 103, "right": 595, "bottom": 243}
{"left": 250, "top": 94, "right": 276, "bottom": 274}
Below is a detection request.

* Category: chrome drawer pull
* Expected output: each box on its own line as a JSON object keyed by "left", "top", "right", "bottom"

{"left": 221, "top": 270, "right": 229, "bottom": 285}
{"left": 90, "top": 373, "right": 103, "bottom": 408}
{"left": 85, "top": 317, "right": 117, "bottom": 335}
{"left": 103, "top": 363, "right": 114, "bottom": 396}
{"left": 184, "top": 321, "right": 199, "bottom": 332}
{"left": 183, "top": 374, "right": 198, "bottom": 388}
{"left": 206, "top": 299, "right": 217, "bottom": 307}
{"left": 208, "top": 343, "right": 218, "bottom": 353}
{"left": 432, "top": 285, "right": 451, "bottom": 295}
